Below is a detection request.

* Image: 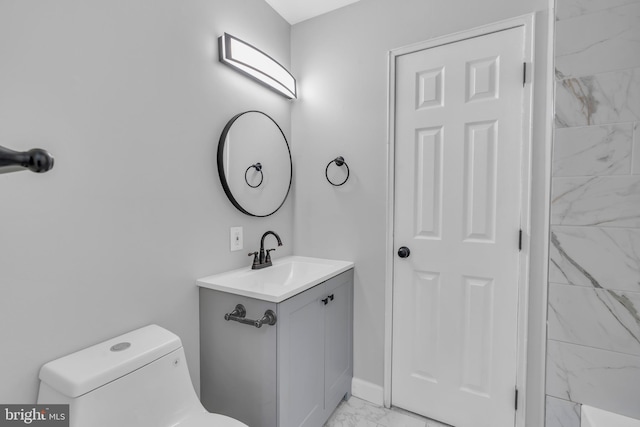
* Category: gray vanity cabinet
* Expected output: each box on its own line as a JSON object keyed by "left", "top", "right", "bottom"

{"left": 200, "top": 268, "right": 353, "bottom": 427}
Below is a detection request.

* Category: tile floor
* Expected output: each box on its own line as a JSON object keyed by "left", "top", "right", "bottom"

{"left": 325, "top": 397, "right": 452, "bottom": 427}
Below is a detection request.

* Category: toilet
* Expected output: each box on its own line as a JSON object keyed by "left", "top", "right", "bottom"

{"left": 37, "top": 324, "right": 247, "bottom": 427}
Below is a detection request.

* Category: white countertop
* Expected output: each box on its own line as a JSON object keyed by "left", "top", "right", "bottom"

{"left": 196, "top": 255, "right": 354, "bottom": 303}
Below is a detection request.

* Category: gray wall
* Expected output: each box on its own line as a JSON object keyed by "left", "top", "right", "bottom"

{"left": 545, "top": 0, "right": 640, "bottom": 425}
{"left": 0, "top": 0, "right": 293, "bottom": 403}
{"left": 290, "top": 0, "right": 552, "bottom": 425}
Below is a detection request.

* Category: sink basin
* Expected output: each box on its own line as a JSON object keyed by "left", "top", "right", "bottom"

{"left": 196, "top": 256, "right": 354, "bottom": 302}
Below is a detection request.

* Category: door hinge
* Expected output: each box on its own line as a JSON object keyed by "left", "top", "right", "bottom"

{"left": 523, "top": 62, "right": 531, "bottom": 86}
{"left": 518, "top": 229, "right": 523, "bottom": 251}
{"left": 515, "top": 387, "right": 519, "bottom": 410}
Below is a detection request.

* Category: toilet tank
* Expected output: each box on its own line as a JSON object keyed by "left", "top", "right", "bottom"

{"left": 37, "top": 325, "right": 206, "bottom": 427}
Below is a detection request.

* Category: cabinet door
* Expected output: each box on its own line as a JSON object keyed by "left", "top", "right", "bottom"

{"left": 323, "top": 270, "right": 354, "bottom": 413}
{"left": 277, "top": 283, "right": 326, "bottom": 427}
{"left": 200, "top": 289, "right": 278, "bottom": 427}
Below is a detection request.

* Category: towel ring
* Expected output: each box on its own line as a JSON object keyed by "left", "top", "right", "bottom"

{"left": 245, "top": 162, "right": 263, "bottom": 188}
{"left": 325, "top": 156, "right": 349, "bottom": 186}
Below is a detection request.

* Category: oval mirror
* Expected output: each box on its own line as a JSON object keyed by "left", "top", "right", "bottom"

{"left": 217, "top": 111, "right": 292, "bottom": 217}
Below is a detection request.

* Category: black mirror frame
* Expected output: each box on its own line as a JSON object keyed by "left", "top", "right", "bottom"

{"left": 217, "top": 110, "right": 293, "bottom": 217}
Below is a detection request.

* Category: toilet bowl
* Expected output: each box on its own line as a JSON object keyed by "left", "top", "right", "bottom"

{"left": 37, "top": 324, "right": 247, "bottom": 427}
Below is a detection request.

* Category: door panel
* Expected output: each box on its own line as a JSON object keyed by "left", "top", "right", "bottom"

{"left": 415, "top": 126, "right": 443, "bottom": 239}
{"left": 392, "top": 27, "right": 525, "bottom": 427}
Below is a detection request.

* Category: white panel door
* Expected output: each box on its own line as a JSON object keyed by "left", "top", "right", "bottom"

{"left": 392, "top": 27, "right": 525, "bottom": 427}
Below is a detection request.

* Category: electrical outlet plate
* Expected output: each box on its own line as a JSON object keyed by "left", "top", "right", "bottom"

{"left": 230, "top": 227, "right": 243, "bottom": 251}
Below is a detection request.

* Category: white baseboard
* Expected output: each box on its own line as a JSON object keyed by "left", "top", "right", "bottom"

{"left": 351, "top": 377, "right": 384, "bottom": 406}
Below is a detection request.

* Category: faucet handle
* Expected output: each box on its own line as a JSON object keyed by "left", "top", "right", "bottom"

{"left": 248, "top": 251, "right": 259, "bottom": 267}
{"left": 265, "top": 248, "right": 276, "bottom": 263}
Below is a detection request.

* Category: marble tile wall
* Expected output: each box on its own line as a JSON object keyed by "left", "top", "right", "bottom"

{"left": 546, "top": 341, "right": 640, "bottom": 416}
{"left": 555, "top": 3, "right": 640, "bottom": 79}
{"left": 556, "top": 0, "right": 640, "bottom": 21}
{"left": 555, "top": 68, "right": 640, "bottom": 128}
{"left": 545, "top": 396, "right": 580, "bottom": 427}
{"left": 553, "top": 124, "right": 633, "bottom": 177}
{"left": 547, "top": 0, "right": 640, "bottom": 424}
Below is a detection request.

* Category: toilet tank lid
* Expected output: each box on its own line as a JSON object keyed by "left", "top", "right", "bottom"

{"left": 39, "top": 324, "right": 182, "bottom": 398}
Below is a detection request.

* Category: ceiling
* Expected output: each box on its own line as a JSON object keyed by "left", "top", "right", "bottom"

{"left": 264, "top": 0, "right": 361, "bottom": 25}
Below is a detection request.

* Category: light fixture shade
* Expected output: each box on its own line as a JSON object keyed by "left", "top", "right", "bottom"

{"left": 219, "top": 33, "right": 297, "bottom": 99}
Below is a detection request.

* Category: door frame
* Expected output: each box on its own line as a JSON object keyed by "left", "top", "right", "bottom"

{"left": 384, "top": 14, "right": 535, "bottom": 427}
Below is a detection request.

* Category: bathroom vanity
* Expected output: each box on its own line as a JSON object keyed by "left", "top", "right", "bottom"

{"left": 197, "top": 256, "right": 354, "bottom": 427}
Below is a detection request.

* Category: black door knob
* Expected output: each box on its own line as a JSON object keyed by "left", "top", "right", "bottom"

{"left": 397, "top": 246, "right": 411, "bottom": 258}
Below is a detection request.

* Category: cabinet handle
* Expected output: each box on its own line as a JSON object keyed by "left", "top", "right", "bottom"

{"left": 321, "top": 294, "right": 335, "bottom": 305}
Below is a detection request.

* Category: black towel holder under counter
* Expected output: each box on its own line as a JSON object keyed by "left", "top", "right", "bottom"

{"left": 325, "top": 156, "right": 349, "bottom": 186}
{"left": 0, "top": 144, "right": 54, "bottom": 174}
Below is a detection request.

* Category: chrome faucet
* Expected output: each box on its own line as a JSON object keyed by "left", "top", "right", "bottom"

{"left": 248, "top": 231, "right": 283, "bottom": 269}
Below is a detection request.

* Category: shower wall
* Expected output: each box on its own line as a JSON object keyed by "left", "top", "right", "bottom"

{"left": 545, "top": 0, "right": 640, "bottom": 425}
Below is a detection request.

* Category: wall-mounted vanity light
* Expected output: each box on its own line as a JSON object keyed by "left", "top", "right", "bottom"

{"left": 218, "top": 33, "right": 297, "bottom": 99}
